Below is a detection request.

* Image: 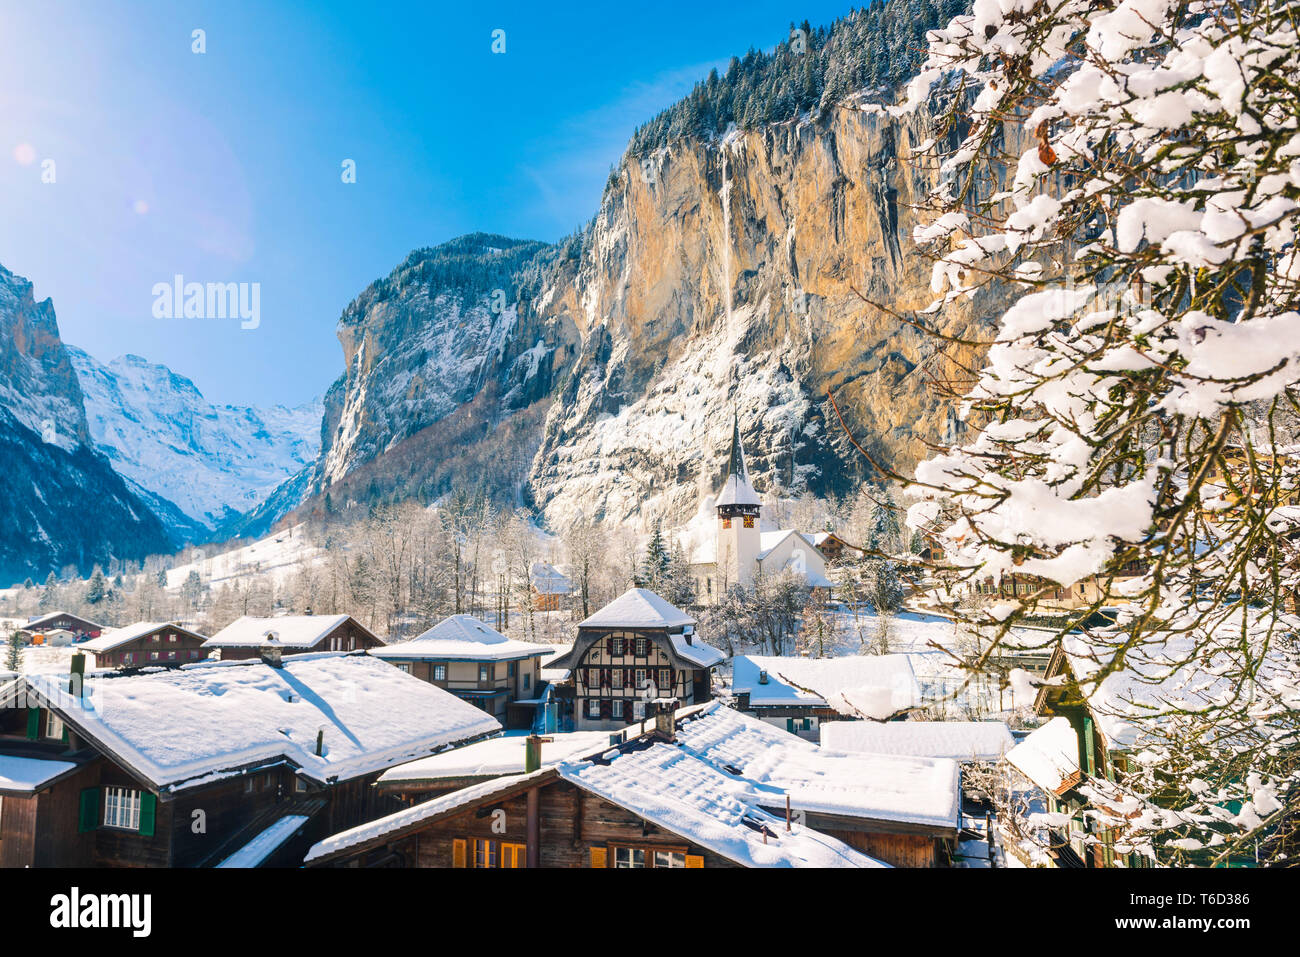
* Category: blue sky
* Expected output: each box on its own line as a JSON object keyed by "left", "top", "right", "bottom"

{"left": 0, "top": 0, "right": 854, "bottom": 407}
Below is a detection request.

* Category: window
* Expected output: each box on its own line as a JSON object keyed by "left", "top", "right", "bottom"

{"left": 189, "top": 650, "right": 200, "bottom": 659}
{"left": 103, "top": 786, "right": 142, "bottom": 830}
{"left": 149, "top": 651, "right": 160, "bottom": 662}
{"left": 654, "top": 851, "right": 687, "bottom": 868}
{"left": 44, "top": 711, "right": 65, "bottom": 741}
{"left": 244, "top": 777, "right": 254, "bottom": 793}
{"left": 586, "top": 698, "right": 601, "bottom": 719}
{"left": 634, "top": 638, "right": 647, "bottom": 657}
{"left": 611, "top": 669, "right": 623, "bottom": 690}
{"left": 168, "top": 633, "right": 177, "bottom": 643}
{"left": 611, "top": 636, "right": 624, "bottom": 656}
{"left": 635, "top": 669, "right": 647, "bottom": 689}
{"left": 166, "top": 650, "right": 176, "bottom": 661}
{"left": 659, "top": 668, "right": 672, "bottom": 690}
{"left": 613, "top": 846, "right": 646, "bottom": 868}
{"left": 508, "top": 661, "right": 516, "bottom": 678}
{"left": 611, "top": 699, "right": 624, "bottom": 719}
{"left": 501, "top": 843, "right": 526, "bottom": 868}
{"left": 479, "top": 664, "right": 490, "bottom": 682}
{"left": 433, "top": 664, "right": 447, "bottom": 681}
{"left": 523, "top": 673, "right": 530, "bottom": 691}
{"left": 295, "top": 778, "right": 307, "bottom": 794}
{"left": 394, "top": 662, "right": 411, "bottom": 674}
{"left": 473, "top": 838, "right": 497, "bottom": 868}
{"left": 124, "top": 653, "right": 134, "bottom": 665}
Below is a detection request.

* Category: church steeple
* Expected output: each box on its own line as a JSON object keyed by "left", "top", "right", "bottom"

{"left": 716, "top": 412, "right": 761, "bottom": 513}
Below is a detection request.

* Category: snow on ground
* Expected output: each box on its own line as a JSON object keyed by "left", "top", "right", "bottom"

{"left": 163, "top": 524, "right": 321, "bottom": 591}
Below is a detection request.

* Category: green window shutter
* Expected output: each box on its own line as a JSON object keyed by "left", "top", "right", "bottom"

{"left": 139, "top": 792, "right": 156, "bottom": 836}
{"left": 78, "top": 787, "right": 100, "bottom": 832}
{"left": 61, "top": 723, "right": 69, "bottom": 745}
{"left": 26, "top": 708, "right": 40, "bottom": 740}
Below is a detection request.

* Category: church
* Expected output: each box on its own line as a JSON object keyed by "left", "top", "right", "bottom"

{"left": 688, "top": 416, "right": 833, "bottom": 605}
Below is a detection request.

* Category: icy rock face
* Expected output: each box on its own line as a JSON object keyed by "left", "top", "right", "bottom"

{"left": 69, "top": 347, "right": 322, "bottom": 531}
{"left": 526, "top": 102, "right": 1011, "bottom": 528}
{"left": 0, "top": 265, "right": 172, "bottom": 583}
{"left": 310, "top": 234, "right": 564, "bottom": 492}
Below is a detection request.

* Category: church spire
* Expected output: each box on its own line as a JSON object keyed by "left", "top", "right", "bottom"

{"left": 717, "top": 411, "right": 761, "bottom": 509}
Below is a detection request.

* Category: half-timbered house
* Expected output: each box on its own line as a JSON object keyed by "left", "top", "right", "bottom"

{"left": 545, "top": 588, "right": 725, "bottom": 731}
{"left": 0, "top": 650, "right": 498, "bottom": 867}
{"left": 78, "top": 621, "right": 209, "bottom": 669}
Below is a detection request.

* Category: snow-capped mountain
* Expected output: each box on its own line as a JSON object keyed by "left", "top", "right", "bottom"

{"left": 68, "top": 347, "right": 323, "bottom": 535}
{"left": 0, "top": 264, "right": 172, "bottom": 584}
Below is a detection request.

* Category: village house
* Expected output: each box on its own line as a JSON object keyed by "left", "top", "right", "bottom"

{"left": 20, "top": 612, "right": 103, "bottom": 643}
{"left": 78, "top": 621, "right": 209, "bottom": 669}
{"left": 529, "top": 562, "right": 573, "bottom": 612}
{"left": 304, "top": 701, "right": 961, "bottom": 868}
{"left": 689, "top": 415, "right": 833, "bottom": 605}
{"left": 370, "top": 615, "right": 551, "bottom": 728}
{"left": 0, "top": 649, "right": 498, "bottom": 867}
{"left": 730, "top": 653, "right": 922, "bottom": 738}
{"left": 545, "top": 588, "right": 726, "bottom": 731}
{"left": 812, "top": 532, "right": 865, "bottom": 564}
{"left": 203, "top": 614, "right": 383, "bottom": 661}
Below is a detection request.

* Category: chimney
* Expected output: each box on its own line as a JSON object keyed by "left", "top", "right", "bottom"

{"left": 654, "top": 698, "right": 679, "bottom": 742}
{"left": 261, "top": 631, "right": 283, "bottom": 668}
{"left": 68, "top": 652, "right": 85, "bottom": 698}
{"left": 524, "top": 734, "right": 551, "bottom": 773}
{"left": 758, "top": 669, "right": 769, "bottom": 685}
{"left": 315, "top": 726, "right": 326, "bottom": 756}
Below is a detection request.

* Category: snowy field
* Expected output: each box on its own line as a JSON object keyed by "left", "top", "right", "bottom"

{"left": 162, "top": 524, "right": 321, "bottom": 591}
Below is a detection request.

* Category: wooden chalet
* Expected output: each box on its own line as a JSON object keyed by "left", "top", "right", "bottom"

{"left": 0, "top": 650, "right": 498, "bottom": 867}
{"left": 203, "top": 614, "right": 382, "bottom": 661}
{"left": 20, "top": 611, "right": 103, "bottom": 641}
{"left": 812, "top": 532, "right": 865, "bottom": 564}
{"left": 370, "top": 615, "right": 550, "bottom": 727}
{"left": 546, "top": 588, "right": 726, "bottom": 731}
{"left": 309, "top": 701, "right": 962, "bottom": 869}
{"left": 78, "top": 621, "right": 209, "bottom": 669}
{"left": 529, "top": 562, "right": 573, "bottom": 612}
{"left": 305, "top": 706, "right": 883, "bottom": 869}
{"left": 730, "top": 653, "right": 922, "bottom": 738}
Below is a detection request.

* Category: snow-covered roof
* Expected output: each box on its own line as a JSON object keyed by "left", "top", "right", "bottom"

{"left": 530, "top": 562, "right": 573, "bottom": 595}
{"left": 0, "top": 754, "right": 77, "bottom": 793}
{"left": 80, "top": 621, "right": 202, "bottom": 654}
{"left": 370, "top": 615, "right": 550, "bottom": 662}
{"left": 23, "top": 652, "right": 500, "bottom": 792}
{"left": 714, "top": 413, "right": 762, "bottom": 508}
{"left": 203, "top": 614, "right": 357, "bottom": 649}
{"left": 1005, "top": 717, "right": 1081, "bottom": 795}
{"left": 675, "top": 702, "right": 961, "bottom": 831}
{"left": 820, "top": 720, "right": 1015, "bottom": 762}
{"left": 216, "top": 814, "right": 311, "bottom": 868}
{"left": 558, "top": 743, "right": 882, "bottom": 867}
{"left": 308, "top": 738, "right": 884, "bottom": 868}
{"left": 668, "top": 632, "right": 727, "bottom": 668}
{"left": 539, "top": 642, "right": 573, "bottom": 682}
{"left": 378, "top": 731, "right": 612, "bottom": 784}
{"left": 579, "top": 588, "right": 696, "bottom": 630}
{"left": 23, "top": 611, "right": 101, "bottom": 631}
{"left": 732, "top": 654, "right": 921, "bottom": 719}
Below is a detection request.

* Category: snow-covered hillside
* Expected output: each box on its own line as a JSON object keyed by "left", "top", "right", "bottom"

{"left": 69, "top": 347, "right": 322, "bottom": 532}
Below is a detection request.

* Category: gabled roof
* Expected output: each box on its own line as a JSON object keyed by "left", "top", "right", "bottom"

{"left": 820, "top": 720, "right": 1015, "bottom": 762}
{"left": 80, "top": 621, "right": 206, "bottom": 654}
{"left": 23, "top": 611, "right": 102, "bottom": 632}
{"left": 370, "top": 615, "right": 549, "bottom": 662}
{"left": 0, "top": 754, "right": 78, "bottom": 794}
{"left": 731, "top": 654, "right": 921, "bottom": 720}
{"left": 715, "top": 413, "right": 761, "bottom": 508}
{"left": 203, "top": 615, "right": 363, "bottom": 649}
{"left": 22, "top": 652, "right": 500, "bottom": 792}
{"left": 675, "top": 702, "right": 961, "bottom": 832}
{"left": 307, "top": 729, "right": 885, "bottom": 868}
{"left": 578, "top": 588, "right": 696, "bottom": 630}
{"left": 530, "top": 562, "right": 573, "bottom": 595}
{"left": 1005, "top": 717, "right": 1082, "bottom": 795}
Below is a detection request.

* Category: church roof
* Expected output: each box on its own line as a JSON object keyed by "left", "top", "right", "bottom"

{"left": 716, "top": 413, "right": 761, "bottom": 507}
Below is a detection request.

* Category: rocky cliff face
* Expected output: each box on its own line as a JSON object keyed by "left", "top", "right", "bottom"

{"left": 525, "top": 99, "right": 1004, "bottom": 529}
{"left": 0, "top": 265, "right": 173, "bottom": 583}
{"left": 295, "top": 99, "right": 1012, "bottom": 533}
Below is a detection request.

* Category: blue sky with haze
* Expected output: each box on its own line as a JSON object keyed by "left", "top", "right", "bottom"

{"left": 1, "top": 1, "right": 853, "bottom": 407}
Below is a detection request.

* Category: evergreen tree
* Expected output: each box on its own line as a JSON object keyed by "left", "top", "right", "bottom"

{"left": 641, "top": 520, "right": 671, "bottom": 590}
{"left": 38, "top": 572, "right": 57, "bottom": 611}
{"left": 22, "top": 577, "right": 33, "bottom": 590}
{"left": 5, "top": 631, "right": 21, "bottom": 673}
{"left": 85, "top": 567, "right": 107, "bottom": 605}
